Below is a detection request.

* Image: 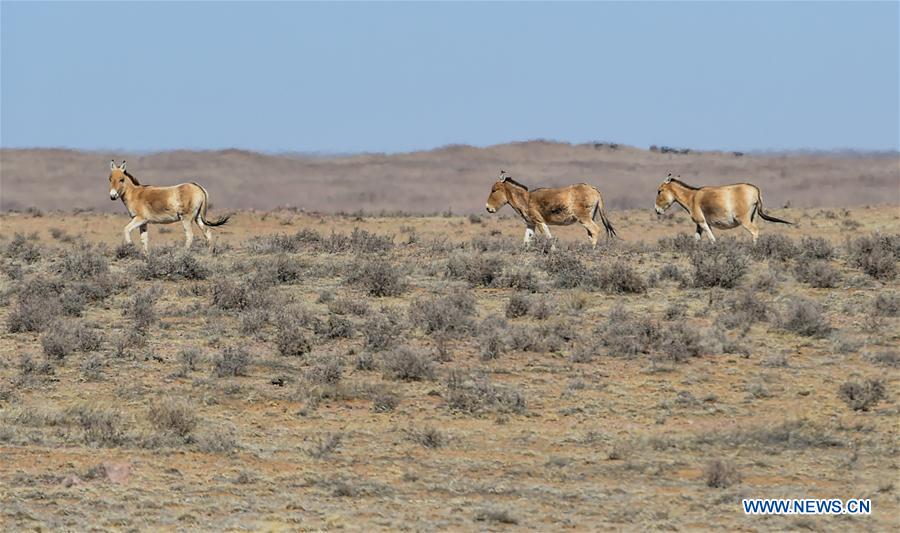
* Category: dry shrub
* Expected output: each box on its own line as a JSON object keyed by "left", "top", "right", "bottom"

{"left": 409, "top": 290, "right": 475, "bottom": 335}
{"left": 361, "top": 309, "right": 405, "bottom": 352}
{"left": 690, "top": 240, "right": 749, "bottom": 288}
{"left": 793, "top": 260, "right": 841, "bottom": 288}
{"left": 544, "top": 251, "right": 594, "bottom": 289}
{"left": 148, "top": 399, "right": 198, "bottom": 439}
{"left": 846, "top": 233, "right": 900, "bottom": 280}
{"left": 66, "top": 404, "right": 126, "bottom": 447}
{"left": 446, "top": 252, "right": 505, "bottom": 286}
{"left": 7, "top": 278, "right": 65, "bottom": 333}
{"left": 124, "top": 286, "right": 161, "bottom": 332}
{"left": 40, "top": 319, "right": 101, "bottom": 359}
{"left": 873, "top": 292, "right": 899, "bottom": 317}
{"left": 798, "top": 236, "right": 834, "bottom": 260}
{"left": 61, "top": 242, "right": 109, "bottom": 280}
{"left": 752, "top": 234, "right": 796, "bottom": 261}
{"left": 381, "top": 347, "right": 435, "bottom": 381}
{"left": 213, "top": 346, "right": 252, "bottom": 377}
{"left": 445, "top": 371, "right": 526, "bottom": 415}
{"left": 345, "top": 259, "right": 407, "bottom": 297}
{"left": 597, "top": 260, "right": 646, "bottom": 294}
{"left": 838, "top": 379, "right": 885, "bottom": 411}
{"left": 780, "top": 297, "right": 831, "bottom": 337}
{"left": 136, "top": 248, "right": 207, "bottom": 280}
{"left": 5, "top": 233, "right": 41, "bottom": 263}
{"left": 705, "top": 459, "right": 741, "bottom": 488}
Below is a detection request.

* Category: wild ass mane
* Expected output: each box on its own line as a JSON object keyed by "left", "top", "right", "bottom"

{"left": 503, "top": 177, "right": 529, "bottom": 191}
{"left": 123, "top": 170, "right": 141, "bottom": 186}
{"left": 668, "top": 178, "right": 699, "bottom": 190}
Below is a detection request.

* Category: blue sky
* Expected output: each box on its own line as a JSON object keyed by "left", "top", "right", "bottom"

{"left": 2, "top": 1, "right": 897, "bottom": 153}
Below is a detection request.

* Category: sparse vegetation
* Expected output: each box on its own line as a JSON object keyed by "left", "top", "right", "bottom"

{"left": 0, "top": 207, "right": 896, "bottom": 531}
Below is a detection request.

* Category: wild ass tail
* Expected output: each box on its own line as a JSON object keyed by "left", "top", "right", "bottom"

{"left": 592, "top": 194, "right": 618, "bottom": 239}
{"left": 756, "top": 190, "right": 792, "bottom": 225}
{"left": 194, "top": 183, "right": 231, "bottom": 227}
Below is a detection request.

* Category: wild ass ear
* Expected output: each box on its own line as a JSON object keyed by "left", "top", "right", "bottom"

{"left": 498, "top": 169, "right": 509, "bottom": 182}
{"left": 120, "top": 160, "right": 127, "bottom": 171}
{"left": 110, "top": 160, "right": 116, "bottom": 171}
{"left": 664, "top": 173, "right": 672, "bottom": 183}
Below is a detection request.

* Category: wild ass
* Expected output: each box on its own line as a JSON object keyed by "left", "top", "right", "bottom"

{"left": 654, "top": 174, "right": 791, "bottom": 243}
{"left": 485, "top": 170, "right": 617, "bottom": 246}
{"left": 108, "top": 160, "right": 230, "bottom": 253}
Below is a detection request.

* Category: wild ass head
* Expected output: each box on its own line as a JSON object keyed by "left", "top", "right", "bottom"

{"left": 486, "top": 169, "right": 524, "bottom": 213}
{"left": 655, "top": 173, "right": 679, "bottom": 214}
{"left": 108, "top": 160, "right": 130, "bottom": 200}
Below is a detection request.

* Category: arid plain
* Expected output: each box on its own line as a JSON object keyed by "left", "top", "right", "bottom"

{"left": 0, "top": 144, "right": 898, "bottom": 531}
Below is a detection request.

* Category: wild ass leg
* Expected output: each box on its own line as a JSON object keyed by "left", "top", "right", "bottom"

{"left": 700, "top": 221, "right": 716, "bottom": 242}
{"left": 123, "top": 217, "right": 144, "bottom": 247}
{"left": 523, "top": 224, "right": 536, "bottom": 245}
{"left": 181, "top": 217, "right": 194, "bottom": 250}
{"left": 196, "top": 215, "right": 213, "bottom": 249}
{"left": 739, "top": 215, "right": 760, "bottom": 244}
{"left": 138, "top": 224, "right": 150, "bottom": 254}
{"left": 580, "top": 219, "right": 602, "bottom": 247}
{"left": 694, "top": 224, "right": 703, "bottom": 242}
{"left": 539, "top": 223, "right": 557, "bottom": 251}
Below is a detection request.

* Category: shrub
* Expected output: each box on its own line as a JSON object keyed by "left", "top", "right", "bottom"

{"left": 381, "top": 347, "right": 435, "bottom": 381}
{"left": 372, "top": 390, "right": 400, "bottom": 412}
{"left": 505, "top": 292, "right": 531, "bottom": 318}
{"left": 304, "top": 360, "right": 343, "bottom": 385}
{"left": 751, "top": 235, "right": 796, "bottom": 261}
{"left": 40, "top": 320, "right": 101, "bottom": 359}
{"left": 317, "top": 313, "right": 354, "bottom": 340}
{"left": 705, "top": 459, "right": 741, "bottom": 488}
{"left": 690, "top": 240, "right": 749, "bottom": 288}
{"left": 5, "top": 233, "right": 41, "bottom": 263}
{"left": 846, "top": 234, "right": 900, "bottom": 280}
{"left": 274, "top": 317, "right": 312, "bottom": 357}
{"left": 445, "top": 252, "right": 504, "bottom": 286}
{"left": 61, "top": 242, "right": 109, "bottom": 280}
{"left": 793, "top": 260, "right": 840, "bottom": 288}
{"left": 345, "top": 259, "right": 406, "bottom": 297}
{"left": 124, "top": 287, "right": 160, "bottom": 332}
{"left": 409, "top": 290, "right": 475, "bottom": 335}
{"left": 544, "top": 251, "right": 595, "bottom": 289}
{"left": 780, "top": 297, "right": 831, "bottom": 337}
{"left": 600, "top": 305, "right": 662, "bottom": 357}
{"left": 721, "top": 289, "right": 769, "bottom": 330}
{"left": 66, "top": 404, "right": 125, "bottom": 446}
{"left": 496, "top": 267, "right": 540, "bottom": 292}
{"left": 838, "top": 379, "right": 885, "bottom": 411}
{"left": 663, "top": 322, "right": 705, "bottom": 361}
{"left": 7, "top": 280, "right": 64, "bottom": 333}
{"left": 873, "top": 293, "right": 899, "bottom": 317}
{"left": 328, "top": 297, "right": 370, "bottom": 316}
{"left": 254, "top": 254, "right": 305, "bottom": 285}
{"left": 406, "top": 426, "right": 446, "bottom": 448}
{"left": 597, "top": 261, "right": 646, "bottom": 294}
{"left": 211, "top": 278, "right": 272, "bottom": 311}
{"left": 658, "top": 264, "right": 684, "bottom": 283}
{"left": 213, "top": 346, "right": 251, "bottom": 377}
{"left": 361, "top": 309, "right": 405, "bottom": 352}
{"left": 798, "top": 236, "right": 834, "bottom": 260}
{"left": 147, "top": 399, "right": 198, "bottom": 439}
{"left": 445, "top": 371, "right": 526, "bottom": 415}
{"left": 136, "top": 249, "right": 207, "bottom": 280}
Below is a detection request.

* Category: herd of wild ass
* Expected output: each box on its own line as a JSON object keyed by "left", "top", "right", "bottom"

{"left": 108, "top": 160, "right": 791, "bottom": 254}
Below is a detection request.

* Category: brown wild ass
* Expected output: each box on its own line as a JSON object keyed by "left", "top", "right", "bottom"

{"left": 485, "top": 170, "right": 617, "bottom": 246}
{"left": 108, "top": 160, "right": 230, "bottom": 253}
{"left": 654, "top": 174, "right": 791, "bottom": 243}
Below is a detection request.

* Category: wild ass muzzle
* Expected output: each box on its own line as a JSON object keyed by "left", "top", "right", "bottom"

{"left": 485, "top": 170, "right": 617, "bottom": 247}
{"left": 108, "top": 160, "right": 230, "bottom": 254}
{"left": 654, "top": 173, "right": 791, "bottom": 243}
